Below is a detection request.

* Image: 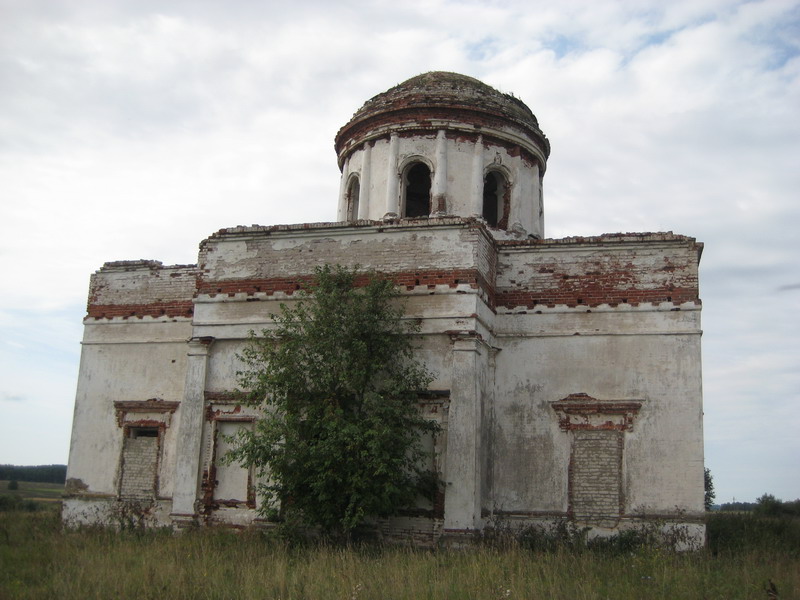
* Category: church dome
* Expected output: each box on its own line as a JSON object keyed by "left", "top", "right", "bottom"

{"left": 335, "top": 71, "right": 550, "bottom": 166}
{"left": 334, "top": 72, "right": 549, "bottom": 237}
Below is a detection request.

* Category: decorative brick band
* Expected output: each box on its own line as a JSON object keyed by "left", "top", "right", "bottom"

{"left": 196, "top": 276, "right": 312, "bottom": 297}
{"left": 497, "top": 287, "right": 698, "bottom": 309}
{"left": 87, "top": 301, "right": 194, "bottom": 320}
{"left": 197, "top": 268, "right": 492, "bottom": 300}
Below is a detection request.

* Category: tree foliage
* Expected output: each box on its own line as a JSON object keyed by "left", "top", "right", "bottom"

{"left": 755, "top": 493, "right": 783, "bottom": 517}
{"left": 704, "top": 467, "right": 715, "bottom": 511}
{"left": 0, "top": 465, "right": 66, "bottom": 484}
{"left": 719, "top": 497, "right": 800, "bottom": 516}
{"left": 229, "top": 265, "right": 438, "bottom": 539}
{"left": 754, "top": 494, "right": 800, "bottom": 518}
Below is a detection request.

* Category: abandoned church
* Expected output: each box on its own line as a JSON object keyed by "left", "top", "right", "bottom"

{"left": 64, "top": 72, "right": 706, "bottom": 546}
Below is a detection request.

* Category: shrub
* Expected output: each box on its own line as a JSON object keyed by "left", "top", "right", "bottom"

{"left": 487, "top": 518, "right": 699, "bottom": 555}
{"left": 515, "top": 520, "right": 589, "bottom": 553}
{"left": 754, "top": 493, "right": 783, "bottom": 517}
{"left": 0, "top": 494, "right": 39, "bottom": 512}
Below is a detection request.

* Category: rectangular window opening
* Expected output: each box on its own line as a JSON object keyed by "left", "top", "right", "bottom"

{"left": 119, "top": 427, "right": 161, "bottom": 499}
{"left": 129, "top": 426, "right": 159, "bottom": 439}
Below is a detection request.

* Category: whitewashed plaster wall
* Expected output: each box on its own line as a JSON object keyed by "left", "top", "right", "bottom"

{"left": 66, "top": 320, "right": 190, "bottom": 499}
{"left": 488, "top": 317, "right": 704, "bottom": 518}
{"left": 337, "top": 135, "right": 543, "bottom": 238}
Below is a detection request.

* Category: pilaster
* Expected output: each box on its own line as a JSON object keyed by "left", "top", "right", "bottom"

{"left": 470, "top": 134, "right": 484, "bottom": 218}
{"left": 337, "top": 155, "right": 350, "bottom": 221}
{"left": 508, "top": 148, "right": 524, "bottom": 232}
{"left": 443, "top": 333, "right": 485, "bottom": 533}
{"left": 171, "top": 336, "right": 213, "bottom": 526}
{"left": 384, "top": 133, "right": 399, "bottom": 219}
{"left": 530, "top": 161, "right": 541, "bottom": 237}
{"left": 431, "top": 129, "right": 448, "bottom": 216}
{"left": 359, "top": 143, "right": 371, "bottom": 220}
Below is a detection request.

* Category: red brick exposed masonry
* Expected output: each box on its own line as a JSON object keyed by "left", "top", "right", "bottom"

{"left": 87, "top": 260, "right": 199, "bottom": 319}
{"left": 87, "top": 301, "right": 194, "bottom": 320}
{"left": 196, "top": 268, "right": 489, "bottom": 298}
{"left": 496, "top": 233, "right": 702, "bottom": 309}
{"left": 85, "top": 223, "right": 701, "bottom": 319}
{"left": 496, "top": 287, "right": 698, "bottom": 309}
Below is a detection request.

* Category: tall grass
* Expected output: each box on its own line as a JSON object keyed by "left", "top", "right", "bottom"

{"left": 707, "top": 511, "right": 800, "bottom": 556}
{"left": 1, "top": 510, "right": 798, "bottom": 599}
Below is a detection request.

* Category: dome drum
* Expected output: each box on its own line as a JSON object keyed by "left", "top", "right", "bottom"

{"left": 334, "top": 72, "right": 548, "bottom": 237}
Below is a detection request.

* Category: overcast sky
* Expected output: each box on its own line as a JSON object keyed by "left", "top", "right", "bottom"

{"left": 1, "top": 0, "right": 798, "bottom": 503}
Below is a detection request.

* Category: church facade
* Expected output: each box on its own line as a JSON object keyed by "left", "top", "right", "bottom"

{"left": 64, "top": 72, "right": 706, "bottom": 546}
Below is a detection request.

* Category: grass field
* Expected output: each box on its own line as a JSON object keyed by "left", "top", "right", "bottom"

{"left": 1, "top": 508, "right": 798, "bottom": 600}
{"left": 0, "top": 481, "right": 63, "bottom": 504}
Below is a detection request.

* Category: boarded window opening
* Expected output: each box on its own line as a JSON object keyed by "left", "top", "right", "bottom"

{"left": 569, "top": 430, "right": 622, "bottom": 527}
{"left": 405, "top": 390, "right": 450, "bottom": 519}
{"left": 213, "top": 421, "right": 251, "bottom": 503}
{"left": 119, "top": 427, "right": 160, "bottom": 498}
{"left": 404, "top": 163, "right": 431, "bottom": 218}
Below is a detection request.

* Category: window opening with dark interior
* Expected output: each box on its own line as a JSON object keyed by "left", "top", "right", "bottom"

{"left": 405, "top": 163, "right": 431, "bottom": 218}
{"left": 347, "top": 177, "right": 360, "bottom": 221}
{"left": 129, "top": 427, "right": 158, "bottom": 438}
{"left": 483, "top": 171, "right": 505, "bottom": 227}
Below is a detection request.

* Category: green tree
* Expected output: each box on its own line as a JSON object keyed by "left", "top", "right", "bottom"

{"left": 755, "top": 493, "right": 782, "bottom": 517}
{"left": 230, "top": 265, "right": 439, "bottom": 540}
{"left": 704, "top": 467, "right": 715, "bottom": 511}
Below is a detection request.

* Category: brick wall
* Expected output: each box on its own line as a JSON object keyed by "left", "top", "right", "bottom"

{"left": 197, "top": 219, "right": 495, "bottom": 300}
{"left": 83, "top": 225, "right": 701, "bottom": 324}
{"left": 83, "top": 227, "right": 701, "bottom": 321}
{"left": 87, "top": 260, "right": 198, "bottom": 319}
{"left": 496, "top": 233, "right": 702, "bottom": 309}
{"left": 379, "top": 516, "right": 443, "bottom": 547}
{"left": 119, "top": 435, "right": 159, "bottom": 498}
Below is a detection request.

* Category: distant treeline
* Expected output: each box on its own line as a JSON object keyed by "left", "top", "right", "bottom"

{"left": 0, "top": 464, "right": 67, "bottom": 484}
{"left": 718, "top": 494, "right": 800, "bottom": 517}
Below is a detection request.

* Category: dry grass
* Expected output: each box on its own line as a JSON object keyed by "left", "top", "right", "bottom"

{"left": 0, "top": 510, "right": 798, "bottom": 599}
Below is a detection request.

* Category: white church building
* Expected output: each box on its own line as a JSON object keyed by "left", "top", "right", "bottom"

{"left": 64, "top": 72, "right": 706, "bottom": 545}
